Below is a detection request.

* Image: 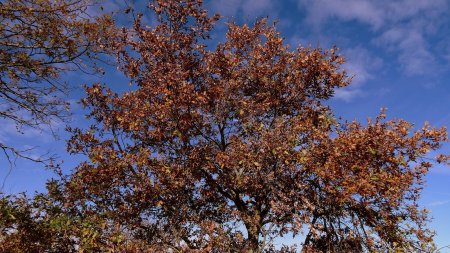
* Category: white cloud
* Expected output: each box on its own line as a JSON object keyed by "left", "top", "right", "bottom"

{"left": 344, "top": 47, "right": 383, "bottom": 85}
{"left": 297, "top": 0, "right": 449, "bottom": 76}
{"left": 428, "top": 200, "right": 450, "bottom": 207}
{"left": 376, "top": 27, "right": 436, "bottom": 75}
{"left": 334, "top": 88, "right": 363, "bottom": 102}
{"left": 297, "top": 0, "right": 447, "bottom": 29}
{"left": 0, "top": 104, "right": 58, "bottom": 144}
{"left": 333, "top": 47, "right": 383, "bottom": 101}
{"left": 241, "top": 0, "right": 274, "bottom": 17}
{"left": 0, "top": 118, "right": 51, "bottom": 143}
{"left": 299, "top": 0, "right": 384, "bottom": 29}
{"left": 212, "top": 0, "right": 276, "bottom": 19}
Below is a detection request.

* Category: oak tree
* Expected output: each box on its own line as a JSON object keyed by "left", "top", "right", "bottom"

{"left": 6, "top": 0, "right": 443, "bottom": 252}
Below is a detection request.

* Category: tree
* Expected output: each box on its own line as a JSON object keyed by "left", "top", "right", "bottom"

{"left": 3, "top": 0, "right": 446, "bottom": 252}
{"left": 0, "top": 180, "right": 110, "bottom": 253}
{"left": 0, "top": 0, "right": 114, "bottom": 163}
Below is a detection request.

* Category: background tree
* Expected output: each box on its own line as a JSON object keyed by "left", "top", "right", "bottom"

{"left": 0, "top": 0, "right": 114, "bottom": 163}
{"left": 0, "top": 180, "right": 113, "bottom": 252}
{"left": 60, "top": 0, "right": 449, "bottom": 252}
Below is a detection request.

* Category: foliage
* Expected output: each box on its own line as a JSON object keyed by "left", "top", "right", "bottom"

{"left": 0, "top": 182, "right": 73, "bottom": 252}
{"left": 0, "top": 0, "right": 448, "bottom": 252}
{"left": 0, "top": 180, "right": 117, "bottom": 252}
{"left": 62, "top": 0, "right": 448, "bottom": 252}
{"left": 0, "top": 0, "right": 114, "bottom": 163}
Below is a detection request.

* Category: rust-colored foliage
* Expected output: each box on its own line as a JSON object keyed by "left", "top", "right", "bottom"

{"left": 3, "top": 0, "right": 445, "bottom": 252}
{"left": 0, "top": 0, "right": 114, "bottom": 162}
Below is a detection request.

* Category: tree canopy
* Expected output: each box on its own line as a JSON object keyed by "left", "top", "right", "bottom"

{"left": 0, "top": 0, "right": 449, "bottom": 252}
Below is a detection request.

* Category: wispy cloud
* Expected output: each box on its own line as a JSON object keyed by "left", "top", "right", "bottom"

{"left": 344, "top": 47, "right": 383, "bottom": 85}
{"left": 297, "top": 0, "right": 447, "bottom": 29}
{"left": 211, "top": 0, "right": 277, "bottom": 19}
{"left": 297, "top": 0, "right": 449, "bottom": 76}
{"left": 428, "top": 200, "right": 450, "bottom": 207}
{"left": 334, "top": 88, "right": 363, "bottom": 102}
{"left": 0, "top": 118, "right": 52, "bottom": 144}
{"left": 334, "top": 47, "right": 383, "bottom": 101}
{"left": 0, "top": 105, "right": 57, "bottom": 144}
{"left": 298, "top": 0, "right": 385, "bottom": 29}
{"left": 375, "top": 26, "right": 437, "bottom": 75}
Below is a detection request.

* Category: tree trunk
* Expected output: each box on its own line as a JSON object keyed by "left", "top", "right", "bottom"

{"left": 245, "top": 222, "right": 261, "bottom": 253}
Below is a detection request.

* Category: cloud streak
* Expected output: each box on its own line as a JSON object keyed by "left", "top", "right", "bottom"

{"left": 297, "top": 0, "right": 447, "bottom": 29}
{"left": 428, "top": 200, "right": 450, "bottom": 207}
{"left": 297, "top": 0, "right": 449, "bottom": 76}
{"left": 211, "top": 0, "right": 277, "bottom": 19}
{"left": 334, "top": 47, "right": 383, "bottom": 101}
{"left": 375, "top": 26, "right": 437, "bottom": 75}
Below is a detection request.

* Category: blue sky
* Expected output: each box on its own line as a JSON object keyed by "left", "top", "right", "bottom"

{"left": 1, "top": 0, "right": 450, "bottom": 249}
